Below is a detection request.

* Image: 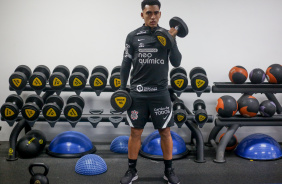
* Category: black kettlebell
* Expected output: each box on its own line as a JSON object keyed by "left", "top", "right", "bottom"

{"left": 29, "top": 163, "right": 49, "bottom": 184}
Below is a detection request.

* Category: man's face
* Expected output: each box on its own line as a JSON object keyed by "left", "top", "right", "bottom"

{"left": 141, "top": 5, "right": 161, "bottom": 28}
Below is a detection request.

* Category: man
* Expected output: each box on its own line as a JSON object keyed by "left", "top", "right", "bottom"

{"left": 120, "top": 0, "right": 182, "bottom": 184}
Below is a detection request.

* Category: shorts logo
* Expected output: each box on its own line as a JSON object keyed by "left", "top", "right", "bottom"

{"left": 131, "top": 110, "right": 138, "bottom": 120}
{"left": 154, "top": 106, "right": 170, "bottom": 116}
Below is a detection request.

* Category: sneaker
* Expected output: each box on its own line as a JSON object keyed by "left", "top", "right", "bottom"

{"left": 120, "top": 168, "right": 138, "bottom": 184}
{"left": 163, "top": 168, "right": 180, "bottom": 184}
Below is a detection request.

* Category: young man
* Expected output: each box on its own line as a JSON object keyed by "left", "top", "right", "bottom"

{"left": 120, "top": 0, "right": 182, "bottom": 184}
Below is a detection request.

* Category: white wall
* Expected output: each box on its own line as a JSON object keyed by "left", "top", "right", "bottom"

{"left": 1, "top": 0, "right": 282, "bottom": 142}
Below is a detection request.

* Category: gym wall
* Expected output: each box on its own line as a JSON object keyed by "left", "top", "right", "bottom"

{"left": 1, "top": 0, "right": 282, "bottom": 142}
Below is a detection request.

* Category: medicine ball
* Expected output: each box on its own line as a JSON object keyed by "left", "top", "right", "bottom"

{"left": 219, "top": 133, "right": 238, "bottom": 151}
{"left": 16, "top": 130, "right": 46, "bottom": 158}
{"left": 229, "top": 66, "right": 248, "bottom": 84}
{"left": 216, "top": 95, "right": 238, "bottom": 117}
{"left": 249, "top": 68, "right": 265, "bottom": 84}
{"left": 238, "top": 95, "right": 259, "bottom": 117}
{"left": 266, "top": 64, "right": 282, "bottom": 84}
{"left": 259, "top": 100, "right": 276, "bottom": 117}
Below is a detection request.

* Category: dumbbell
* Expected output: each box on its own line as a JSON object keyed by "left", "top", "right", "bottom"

{"left": 9, "top": 65, "right": 32, "bottom": 95}
{"left": 155, "top": 17, "right": 188, "bottom": 49}
{"left": 89, "top": 66, "right": 109, "bottom": 96}
{"left": 173, "top": 100, "right": 188, "bottom": 128}
{"left": 69, "top": 65, "right": 89, "bottom": 95}
{"left": 189, "top": 67, "right": 209, "bottom": 94}
{"left": 21, "top": 94, "right": 44, "bottom": 125}
{"left": 170, "top": 67, "right": 188, "bottom": 92}
{"left": 42, "top": 95, "right": 64, "bottom": 127}
{"left": 63, "top": 95, "right": 85, "bottom": 127}
{"left": 109, "top": 66, "right": 121, "bottom": 91}
{"left": 193, "top": 99, "right": 208, "bottom": 126}
{"left": 29, "top": 65, "right": 51, "bottom": 95}
{"left": 110, "top": 90, "right": 132, "bottom": 112}
{"left": 49, "top": 65, "right": 70, "bottom": 95}
{"left": 1, "top": 94, "right": 24, "bottom": 126}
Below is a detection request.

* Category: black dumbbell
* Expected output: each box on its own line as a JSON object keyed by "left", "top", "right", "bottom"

{"left": 189, "top": 67, "right": 209, "bottom": 94}
{"left": 110, "top": 90, "right": 132, "bottom": 112}
{"left": 89, "top": 66, "right": 109, "bottom": 96}
{"left": 21, "top": 94, "right": 44, "bottom": 125}
{"left": 49, "top": 65, "right": 70, "bottom": 95}
{"left": 9, "top": 65, "right": 32, "bottom": 95}
{"left": 173, "top": 99, "right": 188, "bottom": 128}
{"left": 1, "top": 94, "right": 24, "bottom": 126}
{"left": 170, "top": 67, "right": 188, "bottom": 92}
{"left": 29, "top": 65, "right": 51, "bottom": 95}
{"left": 42, "top": 95, "right": 64, "bottom": 127}
{"left": 155, "top": 17, "right": 188, "bottom": 49}
{"left": 193, "top": 99, "right": 208, "bottom": 127}
{"left": 109, "top": 66, "right": 121, "bottom": 91}
{"left": 69, "top": 65, "right": 89, "bottom": 95}
{"left": 63, "top": 95, "right": 85, "bottom": 127}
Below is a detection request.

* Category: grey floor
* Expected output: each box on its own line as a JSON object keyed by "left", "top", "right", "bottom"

{"left": 1, "top": 141, "right": 282, "bottom": 184}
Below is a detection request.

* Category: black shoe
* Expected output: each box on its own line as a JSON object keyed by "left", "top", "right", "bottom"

{"left": 120, "top": 168, "right": 138, "bottom": 184}
{"left": 163, "top": 168, "right": 180, "bottom": 184}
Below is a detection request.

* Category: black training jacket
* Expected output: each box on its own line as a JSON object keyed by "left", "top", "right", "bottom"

{"left": 120, "top": 24, "right": 182, "bottom": 93}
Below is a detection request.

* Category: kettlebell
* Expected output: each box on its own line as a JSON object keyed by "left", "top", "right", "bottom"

{"left": 29, "top": 163, "right": 49, "bottom": 184}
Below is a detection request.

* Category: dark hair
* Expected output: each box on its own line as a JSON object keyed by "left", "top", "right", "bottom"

{"left": 141, "top": 0, "right": 161, "bottom": 10}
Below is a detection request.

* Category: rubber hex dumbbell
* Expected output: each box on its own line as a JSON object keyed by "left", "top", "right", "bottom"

{"left": 63, "top": 95, "right": 85, "bottom": 127}
{"left": 69, "top": 65, "right": 89, "bottom": 95}
{"left": 42, "top": 95, "right": 64, "bottom": 127}
{"left": 170, "top": 67, "right": 188, "bottom": 92}
{"left": 109, "top": 66, "right": 121, "bottom": 91}
{"left": 1, "top": 94, "right": 24, "bottom": 126}
{"left": 29, "top": 65, "right": 51, "bottom": 95}
{"left": 193, "top": 99, "right": 208, "bottom": 127}
{"left": 189, "top": 67, "right": 209, "bottom": 96}
{"left": 9, "top": 65, "right": 32, "bottom": 95}
{"left": 155, "top": 17, "right": 188, "bottom": 49}
{"left": 89, "top": 66, "right": 109, "bottom": 96}
{"left": 173, "top": 99, "right": 188, "bottom": 128}
{"left": 49, "top": 65, "right": 70, "bottom": 95}
{"left": 21, "top": 94, "right": 44, "bottom": 126}
{"left": 110, "top": 90, "right": 132, "bottom": 112}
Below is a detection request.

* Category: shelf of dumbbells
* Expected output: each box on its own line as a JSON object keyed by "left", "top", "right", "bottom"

{"left": 212, "top": 82, "right": 282, "bottom": 93}
{"left": 9, "top": 84, "right": 211, "bottom": 94}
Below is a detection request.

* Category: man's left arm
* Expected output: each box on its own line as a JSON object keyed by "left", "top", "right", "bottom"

{"left": 169, "top": 42, "right": 182, "bottom": 67}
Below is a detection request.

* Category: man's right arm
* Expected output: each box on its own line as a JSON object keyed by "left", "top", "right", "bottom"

{"left": 120, "top": 34, "right": 133, "bottom": 90}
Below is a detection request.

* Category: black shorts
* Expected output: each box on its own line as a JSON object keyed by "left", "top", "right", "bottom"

{"left": 126, "top": 90, "right": 174, "bottom": 129}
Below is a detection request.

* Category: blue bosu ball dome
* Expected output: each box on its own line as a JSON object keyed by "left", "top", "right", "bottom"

{"left": 110, "top": 136, "right": 129, "bottom": 154}
{"left": 75, "top": 154, "right": 107, "bottom": 175}
{"left": 140, "top": 130, "right": 189, "bottom": 160}
{"left": 235, "top": 133, "right": 282, "bottom": 160}
{"left": 46, "top": 131, "right": 96, "bottom": 158}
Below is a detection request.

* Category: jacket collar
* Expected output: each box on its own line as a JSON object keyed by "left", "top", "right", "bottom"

{"left": 141, "top": 24, "right": 160, "bottom": 33}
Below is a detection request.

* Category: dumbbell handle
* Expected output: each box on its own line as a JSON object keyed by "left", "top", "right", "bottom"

{"left": 195, "top": 105, "right": 203, "bottom": 110}
{"left": 175, "top": 25, "right": 180, "bottom": 31}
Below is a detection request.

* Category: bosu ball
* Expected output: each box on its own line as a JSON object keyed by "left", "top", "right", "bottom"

{"left": 110, "top": 136, "right": 129, "bottom": 154}
{"left": 75, "top": 154, "right": 107, "bottom": 175}
{"left": 235, "top": 133, "right": 282, "bottom": 160}
{"left": 140, "top": 130, "right": 189, "bottom": 160}
{"left": 46, "top": 131, "right": 96, "bottom": 158}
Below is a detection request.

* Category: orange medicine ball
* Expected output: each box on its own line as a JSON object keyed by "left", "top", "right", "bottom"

{"left": 229, "top": 66, "right": 248, "bottom": 84}
{"left": 265, "top": 64, "right": 282, "bottom": 84}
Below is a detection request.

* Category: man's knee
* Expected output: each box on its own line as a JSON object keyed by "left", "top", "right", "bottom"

{"left": 130, "top": 127, "right": 143, "bottom": 139}
{"left": 158, "top": 127, "right": 171, "bottom": 139}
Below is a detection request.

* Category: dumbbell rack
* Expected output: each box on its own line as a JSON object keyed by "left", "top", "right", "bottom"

{"left": 4, "top": 84, "right": 213, "bottom": 162}
{"left": 207, "top": 82, "right": 282, "bottom": 163}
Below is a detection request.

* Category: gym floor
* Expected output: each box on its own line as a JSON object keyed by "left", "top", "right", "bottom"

{"left": 1, "top": 141, "right": 282, "bottom": 184}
